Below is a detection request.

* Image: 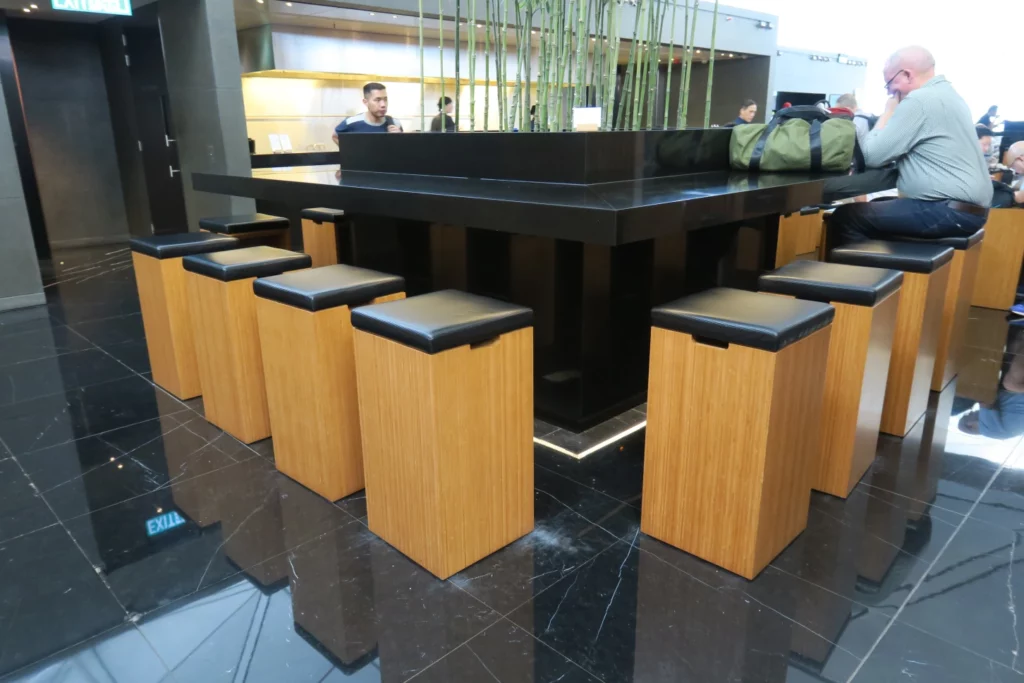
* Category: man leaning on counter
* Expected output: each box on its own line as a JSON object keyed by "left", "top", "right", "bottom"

{"left": 332, "top": 82, "right": 403, "bottom": 145}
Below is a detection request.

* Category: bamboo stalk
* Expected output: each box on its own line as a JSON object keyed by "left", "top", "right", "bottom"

{"left": 679, "top": 0, "right": 697, "bottom": 126}
{"left": 589, "top": 1, "right": 604, "bottom": 106}
{"left": 662, "top": 0, "right": 676, "bottom": 128}
{"left": 537, "top": 2, "right": 547, "bottom": 130}
{"left": 614, "top": 0, "right": 641, "bottom": 130}
{"left": 469, "top": 0, "right": 476, "bottom": 130}
{"left": 646, "top": 0, "right": 667, "bottom": 127}
{"left": 602, "top": 0, "right": 619, "bottom": 129}
{"left": 502, "top": 0, "right": 510, "bottom": 129}
{"left": 419, "top": 0, "right": 426, "bottom": 131}
{"left": 455, "top": 0, "right": 461, "bottom": 127}
{"left": 556, "top": 0, "right": 574, "bottom": 129}
{"left": 524, "top": 5, "right": 533, "bottom": 130}
{"left": 629, "top": 0, "right": 649, "bottom": 130}
{"left": 484, "top": 0, "right": 491, "bottom": 130}
{"left": 440, "top": 0, "right": 446, "bottom": 132}
{"left": 703, "top": 0, "right": 718, "bottom": 128}
{"left": 574, "top": 0, "right": 589, "bottom": 108}
{"left": 509, "top": 0, "right": 524, "bottom": 130}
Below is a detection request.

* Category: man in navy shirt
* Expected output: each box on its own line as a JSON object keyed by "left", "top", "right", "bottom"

{"left": 332, "top": 82, "right": 402, "bottom": 145}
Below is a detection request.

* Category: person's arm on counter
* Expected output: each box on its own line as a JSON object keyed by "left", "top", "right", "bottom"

{"left": 860, "top": 96, "right": 925, "bottom": 167}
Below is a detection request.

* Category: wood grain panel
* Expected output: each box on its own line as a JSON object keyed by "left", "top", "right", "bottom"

{"left": 775, "top": 212, "right": 824, "bottom": 268}
{"left": 931, "top": 242, "right": 982, "bottom": 391}
{"left": 973, "top": 209, "right": 1024, "bottom": 310}
{"left": 186, "top": 274, "right": 272, "bottom": 443}
{"left": 880, "top": 266, "right": 949, "bottom": 436}
{"left": 642, "top": 325, "right": 830, "bottom": 579}
{"left": 354, "top": 326, "right": 534, "bottom": 579}
{"left": 300, "top": 218, "right": 340, "bottom": 268}
{"left": 133, "top": 253, "right": 204, "bottom": 400}
{"left": 257, "top": 292, "right": 404, "bottom": 501}
{"left": 959, "top": 312, "right": 1009, "bottom": 405}
{"left": 814, "top": 293, "right": 898, "bottom": 498}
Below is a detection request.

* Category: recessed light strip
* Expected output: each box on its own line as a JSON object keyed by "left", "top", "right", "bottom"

{"left": 533, "top": 420, "right": 647, "bottom": 460}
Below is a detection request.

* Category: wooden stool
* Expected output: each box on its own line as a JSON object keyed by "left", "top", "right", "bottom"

{"left": 300, "top": 208, "right": 346, "bottom": 267}
{"left": 897, "top": 230, "right": 984, "bottom": 391}
{"left": 642, "top": 288, "right": 834, "bottom": 579}
{"left": 254, "top": 265, "right": 406, "bottom": 500}
{"left": 130, "top": 233, "right": 241, "bottom": 399}
{"left": 351, "top": 290, "right": 534, "bottom": 579}
{"left": 831, "top": 241, "right": 952, "bottom": 437}
{"left": 759, "top": 261, "right": 903, "bottom": 498}
{"left": 199, "top": 213, "right": 291, "bottom": 249}
{"left": 973, "top": 210, "right": 1024, "bottom": 310}
{"left": 775, "top": 207, "right": 824, "bottom": 268}
{"left": 183, "top": 247, "right": 311, "bottom": 443}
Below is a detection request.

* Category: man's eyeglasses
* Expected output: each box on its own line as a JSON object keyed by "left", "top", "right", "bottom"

{"left": 884, "top": 69, "right": 907, "bottom": 93}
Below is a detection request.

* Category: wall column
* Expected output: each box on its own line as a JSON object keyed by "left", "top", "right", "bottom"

{"left": 159, "top": 0, "right": 254, "bottom": 230}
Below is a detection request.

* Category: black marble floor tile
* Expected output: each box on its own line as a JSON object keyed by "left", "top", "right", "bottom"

{"left": 413, "top": 620, "right": 599, "bottom": 682}
{"left": 48, "top": 294, "right": 141, "bottom": 327}
{"left": 895, "top": 517, "right": 1024, "bottom": 671}
{"left": 533, "top": 462, "right": 640, "bottom": 542}
{"left": 534, "top": 431, "right": 644, "bottom": 509}
{"left": 0, "top": 309, "right": 61, "bottom": 338}
{"left": 61, "top": 456, "right": 351, "bottom": 615}
{"left": 0, "top": 348, "right": 134, "bottom": 408}
{"left": 972, "top": 447, "right": 1024, "bottom": 531}
{"left": 0, "top": 525, "right": 128, "bottom": 677}
{"left": 0, "top": 323, "right": 92, "bottom": 368}
{"left": 102, "top": 339, "right": 153, "bottom": 375}
{"left": 852, "top": 620, "right": 1024, "bottom": 682}
{"left": 506, "top": 539, "right": 862, "bottom": 682}
{"left": 68, "top": 312, "right": 146, "bottom": 348}
{"left": 335, "top": 490, "right": 367, "bottom": 522}
{"left": 1, "top": 623, "right": 171, "bottom": 683}
{"left": 0, "top": 457, "right": 58, "bottom": 543}
{"left": 450, "top": 475, "right": 624, "bottom": 615}
{"left": 136, "top": 521, "right": 499, "bottom": 682}
{"left": 0, "top": 375, "right": 187, "bottom": 456}
{"left": 26, "top": 413, "right": 251, "bottom": 521}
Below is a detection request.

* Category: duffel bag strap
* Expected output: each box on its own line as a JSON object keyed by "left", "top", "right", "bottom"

{"left": 809, "top": 120, "right": 823, "bottom": 172}
{"left": 749, "top": 117, "right": 783, "bottom": 172}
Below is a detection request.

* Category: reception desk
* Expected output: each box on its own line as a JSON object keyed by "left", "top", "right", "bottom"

{"left": 194, "top": 129, "right": 891, "bottom": 429}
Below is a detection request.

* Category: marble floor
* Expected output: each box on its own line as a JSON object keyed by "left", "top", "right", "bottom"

{"left": 2, "top": 246, "right": 1024, "bottom": 682}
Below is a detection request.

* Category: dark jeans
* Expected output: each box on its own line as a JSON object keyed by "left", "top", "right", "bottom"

{"left": 829, "top": 198, "right": 988, "bottom": 247}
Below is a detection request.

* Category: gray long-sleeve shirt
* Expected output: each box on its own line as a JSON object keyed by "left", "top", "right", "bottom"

{"left": 861, "top": 75, "right": 993, "bottom": 207}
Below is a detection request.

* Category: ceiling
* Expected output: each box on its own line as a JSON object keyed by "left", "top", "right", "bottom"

{"left": 0, "top": 0, "right": 158, "bottom": 23}
{"left": 233, "top": 0, "right": 757, "bottom": 64}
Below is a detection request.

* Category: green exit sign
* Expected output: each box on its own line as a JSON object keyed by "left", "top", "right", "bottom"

{"left": 51, "top": 0, "right": 133, "bottom": 15}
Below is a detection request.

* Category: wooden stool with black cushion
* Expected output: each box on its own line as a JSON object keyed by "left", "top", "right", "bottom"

{"left": 831, "top": 241, "right": 953, "bottom": 437}
{"left": 974, "top": 210, "right": 1024, "bottom": 310}
{"left": 642, "top": 288, "right": 834, "bottom": 580}
{"left": 183, "top": 247, "right": 311, "bottom": 443}
{"left": 253, "top": 265, "right": 406, "bottom": 501}
{"left": 775, "top": 207, "right": 825, "bottom": 268}
{"left": 896, "top": 230, "right": 984, "bottom": 391}
{"left": 759, "top": 261, "right": 903, "bottom": 498}
{"left": 350, "top": 290, "right": 534, "bottom": 579}
{"left": 199, "top": 213, "right": 291, "bottom": 249}
{"left": 130, "top": 233, "right": 241, "bottom": 400}
{"left": 300, "top": 208, "right": 346, "bottom": 268}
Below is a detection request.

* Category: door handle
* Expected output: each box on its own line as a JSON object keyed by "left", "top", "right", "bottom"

{"left": 169, "top": 166, "right": 180, "bottom": 178}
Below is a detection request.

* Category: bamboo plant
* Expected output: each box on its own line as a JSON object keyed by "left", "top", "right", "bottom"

{"left": 678, "top": 0, "right": 698, "bottom": 127}
{"left": 703, "top": 0, "right": 719, "bottom": 127}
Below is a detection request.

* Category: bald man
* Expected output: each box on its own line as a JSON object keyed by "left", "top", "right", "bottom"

{"left": 829, "top": 46, "right": 992, "bottom": 245}
{"left": 1004, "top": 142, "right": 1024, "bottom": 206}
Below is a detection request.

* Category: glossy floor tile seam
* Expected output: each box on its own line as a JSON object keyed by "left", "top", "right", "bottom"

{"left": 43, "top": 258, "right": 134, "bottom": 291}
{"left": 534, "top": 484, "right": 638, "bottom": 543}
{"left": 846, "top": 441, "right": 1014, "bottom": 682}
{"left": 0, "top": 336, "right": 96, "bottom": 371}
{"left": 853, "top": 483, "right": 968, "bottom": 528}
{"left": 0, "top": 436, "right": 61, "bottom": 545}
{"left": 536, "top": 462, "right": 642, "bottom": 513}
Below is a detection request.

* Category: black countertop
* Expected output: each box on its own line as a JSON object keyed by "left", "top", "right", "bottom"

{"left": 193, "top": 164, "right": 846, "bottom": 246}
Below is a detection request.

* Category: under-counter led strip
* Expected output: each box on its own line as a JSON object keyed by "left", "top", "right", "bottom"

{"left": 533, "top": 421, "right": 647, "bottom": 460}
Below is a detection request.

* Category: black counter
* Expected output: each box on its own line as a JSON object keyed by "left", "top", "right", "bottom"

{"left": 199, "top": 131, "right": 895, "bottom": 429}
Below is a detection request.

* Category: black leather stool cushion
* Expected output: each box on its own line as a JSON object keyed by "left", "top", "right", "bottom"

{"left": 199, "top": 213, "right": 289, "bottom": 234}
{"left": 130, "top": 233, "right": 241, "bottom": 260}
{"left": 759, "top": 261, "right": 903, "bottom": 307}
{"left": 651, "top": 288, "right": 834, "bottom": 352}
{"left": 830, "top": 241, "right": 954, "bottom": 274}
{"left": 351, "top": 289, "right": 533, "bottom": 354}
{"left": 895, "top": 228, "right": 985, "bottom": 251}
{"left": 183, "top": 246, "right": 311, "bottom": 282}
{"left": 254, "top": 265, "right": 405, "bottom": 312}
{"left": 301, "top": 208, "right": 346, "bottom": 223}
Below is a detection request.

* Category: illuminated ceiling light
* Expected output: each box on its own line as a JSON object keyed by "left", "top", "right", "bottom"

{"left": 695, "top": 49, "right": 700, "bottom": 53}
{"left": 156, "top": 507, "right": 163, "bottom": 513}
{"left": 477, "top": 23, "right": 482, "bottom": 27}
{"left": 531, "top": 29, "right": 537, "bottom": 34}
{"left": 728, "top": 53, "right": 733, "bottom": 57}
{"left": 22, "top": 7, "right": 30, "bottom": 11}
{"left": 392, "top": 15, "right": 397, "bottom": 18}
{"left": 30, "top": 2, "right": 38, "bottom": 7}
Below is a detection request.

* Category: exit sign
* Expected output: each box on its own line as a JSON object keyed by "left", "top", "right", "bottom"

{"left": 146, "top": 510, "right": 186, "bottom": 537}
{"left": 51, "top": 0, "right": 133, "bottom": 16}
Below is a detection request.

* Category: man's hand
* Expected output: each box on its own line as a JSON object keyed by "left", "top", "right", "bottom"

{"left": 387, "top": 125, "right": 402, "bottom": 133}
{"left": 874, "top": 96, "right": 901, "bottom": 132}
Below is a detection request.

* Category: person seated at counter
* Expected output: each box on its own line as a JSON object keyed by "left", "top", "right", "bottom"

{"left": 431, "top": 96, "right": 457, "bottom": 132}
{"left": 829, "top": 46, "right": 992, "bottom": 246}
{"left": 332, "top": 82, "right": 403, "bottom": 145}
{"left": 1002, "top": 142, "right": 1024, "bottom": 206}
{"left": 729, "top": 99, "right": 757, "bottom": 126}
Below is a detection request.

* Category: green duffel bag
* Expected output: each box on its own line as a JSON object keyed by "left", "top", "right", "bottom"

{"left": 730, "top": 106, "right": 858, "bottom": 172}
